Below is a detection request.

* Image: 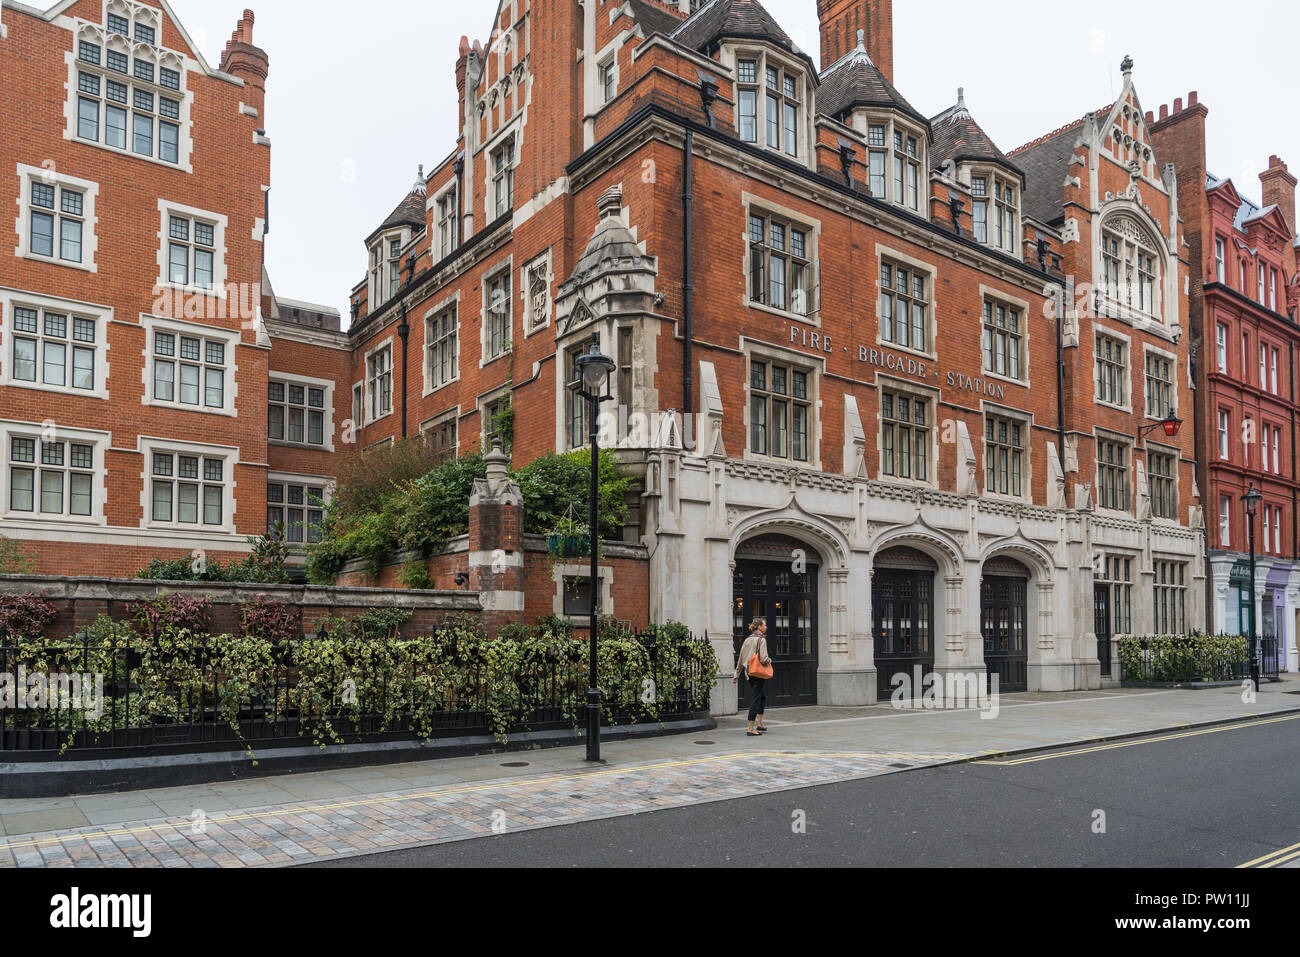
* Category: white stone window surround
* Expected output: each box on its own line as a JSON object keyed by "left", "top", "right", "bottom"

{"left": 964, "top": 164, "right": 1021, "bottom": 255}
{"left": 14, "top": 163, "right": 101, "bottom": 273}
{"left": 719, "top": 43, "right": 815, "bottom": 169}
{"left": 1093, "top": 208, "right": 1173, "bottom": 333}
{"left": 480, "top": 256, "right": 514, "bottom": 368}
{"left": 155, "top": 200, "right": 228, "bottom": 298}
{"left": 137, "top": 435, "right": 239, "bottom": 535}
{"left": 429, "top": 179, "right": 459, "bottom": 262}
{"left": 978, "top": 400, "right": 1034, "bottom": 505}
{"left": 1140, "top": 341, "right": 1179, "bottom": 424}
{"left": 64, "top": 13, "right": 195, "bottom": 173}
{"left": 422, "top": 291, "right": 461, "bottom": 398}
{"left": 521, "top": 248, "right": 553, "bottom": 337}
{"left": 266, "top": 469, "right": 333, "bottom": 544}
{"left": 0, "top": 419, "right": 109, "bottom": 527}
{"left": 420, "top": 406, "right": 461, "bottom": 448}
{"left": 978, "top": 285, "right": 1031, "bottom": 387}
{"left": 875, "top": 242, "right": 939, "bottom": 362}
{"left": 874, "top": 372, "right": 940, "bottom": 491}
{"left": 588, "top": 26, "right": 627, "bottom": 117}
{"left": 139, "top": 313, "right": 240, "bottom": 417}
{"left": 743, "top": 192, "right": 821, "bottom": 324}
{"left": 740, "top": 336, "right": 823, "bottom": 473}
{"left": 482, "top": 119, "right": 522, "bottom": 226}
{"left": 0, "top": 287, "right": 111, "bottom": 399}
{"left": 1091, "top": 324, "right": 1133, "bottom": 414}
{"left": 478, "top": 383, "right": 513, "bottom": 451}
{"left": 856, "top": 110, "right": 928, "bottom": 214}
{"left": 1144, "top": 439, "right": 1181, "bottom": 523}
{"left": 1093, "top": 426, "right": 1135, "bottom": 516}
{"left": 369, "top": 227, "right": 412, "bottom": 312}
{"left": 363, "top": 336, "right": 395, "bottom": 426}
{"left": 552, "top": 563, "right": 614, "bottom": 620}
{"left": 350, "top": 381, "right": 363, "bottom": 437}
{"left": 268, "top": 371, "right": 336, "bottom": 452}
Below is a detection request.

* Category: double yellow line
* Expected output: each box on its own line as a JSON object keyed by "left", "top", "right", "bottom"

{"left": 1239, "top": 843, "right": 1300, "bottom": 869}
{"left": 973, "top": 713, "right": 1300, "bottom": 766}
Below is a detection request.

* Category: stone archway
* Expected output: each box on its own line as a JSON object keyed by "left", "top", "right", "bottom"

{"left": 980, "top": 539, "right": 1059, "bottom": 692}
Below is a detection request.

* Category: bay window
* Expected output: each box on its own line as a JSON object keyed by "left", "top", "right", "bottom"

{"left": 736, "top": 53, "right": 803, "bottom": 159}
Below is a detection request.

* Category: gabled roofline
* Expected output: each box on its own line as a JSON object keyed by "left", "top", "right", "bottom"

{"left": 5, "top": 0, "right": 239, "bottom": 84}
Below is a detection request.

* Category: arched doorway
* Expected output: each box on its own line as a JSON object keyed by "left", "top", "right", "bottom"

{"left": 732, "top": 535, "right": 820, "bottom": 708}
{"left": 981, "top": 557, "right": 1029, "bottom": 693}
{"left": 872, "top": 547, "right": 937, "bottom": 700}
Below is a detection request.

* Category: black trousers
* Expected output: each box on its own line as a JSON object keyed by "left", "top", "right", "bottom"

{"left": 747, "top": 676, "right": 768, "bottom": 722}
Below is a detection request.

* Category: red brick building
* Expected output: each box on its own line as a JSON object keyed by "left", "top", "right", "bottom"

{"left": 325, "top": 0, "right": 1205, "bottom": 708}
{"left": 1149, "top": 94, "right": 1300, "bottom": 671}
{"left": 3, "top": 0, "right": 1213, "bottom": 709}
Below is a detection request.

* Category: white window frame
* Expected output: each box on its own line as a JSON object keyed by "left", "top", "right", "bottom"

{"left": 14, "top": 164, "right": 100, "bottom": 272}
{"left": 1214, "top": 237, "right": 1225, "bottom": 283}
{"left": 433, "top": 182, "right": 458, "bottom": 261}
{"left": 367, "top": 228, "right": 410, "bottom": 311}
{"left": 1095, "top": 430, "right": 1133, "bottom": 514}
{"left": 481, "top": 261, "right": 513, "bottom": 366}
{"left": 1216, "top": 323, "right": 1228, "bottom": 373}
{"left": 875, "top": 244, "right": 937, "bottom": 359}
{"left": 268, "top": 372, "right": 335, "bottom": 452}
{"left": 266, "top": 472, "right": 331, "bottom": 545}
{"left": 65, "top": 18, "right": 193, "bottom": 172}
{"left": 138, "top": 436, "right": 238, "bottom": 535}
{"left": 1218, "top": 409, "right": 1231, "bottom": 460}
{"left": 419, "top": 408, "right": 461, "bottom": 462}
{"left": 478, "top": 385, "right": 513, "bottom": 454}
{"left": 1094, "top": 329, "right": 1131, "bottom": 412}
{"left": 490, "top": 136, "right": 516, "bottom": 221}
{"left": 968, "top": 168, "right": 1020, "bottom": 254}
{"left": 423, "top": 294, "right": 460, "bottom": 396}
{"left": 1219, "top": 496, "right": 1232, "bottom": 549}
{"left": 552, "top": 563, "right": 613, "bottom": 621}
{"left": 0, "top": 289, "right": 110, "bottom": 398}
{"left": 980, "top": 288, "right": 1030, "bottom": 384}
{"left": 141, "top": 315, "right": 239, "bottom": 417}
{"left": 863, "top": 113, "right": 927, "bottom": 212}
{"left": 1, "top": 421, "right": 107, "bottom": 526}
{"left": 982, "top": 405, "right": 1030, "bottom": 502}
{"left": 1146, "top": 443, "right": 1179, "bottom": 522}
{"left": 1142, "top": 344, "right": 1177, "bottom": 422}
{"left": 363, "top": 338, "right": 394, "bottom": 425}
{"left": 598, "top": 56, "right": 617, "bottom": 106}
{"left": 155, "top": 200, "right": 227, "bottom": 297}
{"left": 740, "top": 339, "right": 822, "bottom": 471}
{"left": 1098, "top": 218, "right": 1163, "bottom": 323}
{"left": 732, "top": 47, "right": 806, "bottom": 161}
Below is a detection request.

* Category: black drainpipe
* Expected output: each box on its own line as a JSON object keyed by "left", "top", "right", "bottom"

{"left": 398, "top": 301, "right": 410, "bottom": 439}
{"left": 682, "top": 129, "right": 694, "bottom": 426}
{"left": 454, "top": 157, "right": 465, "bottom": 247}
{"left": 1056, "top": 280, "right": 1067, "bottom": 482}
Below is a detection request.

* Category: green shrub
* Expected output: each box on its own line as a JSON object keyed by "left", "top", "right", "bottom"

{"left": 1118, "top": 633, "right": 1249, "bottom": 683}
{"left": 517, "top": 449, "right": 633, "bottom": 541}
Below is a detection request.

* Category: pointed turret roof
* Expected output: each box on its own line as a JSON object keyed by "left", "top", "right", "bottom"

{"left": 817, "top": 32, "right": 926, "bottom": 128}
{"left": 673, "top": 0, "right": 816, "bottom": 75}
{"left": 367, "top": 166, "right": 427, "bottom": 244}
{"left": 929, "top": 89, "right": 1021, "bottom": 180}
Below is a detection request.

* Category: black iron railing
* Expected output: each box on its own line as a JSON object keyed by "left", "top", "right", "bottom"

{"left": 0, "top": 630, "right": 713, "bottom": 757}
{"left": 1117, "top": 633, "right": 1279, "bottom": 684}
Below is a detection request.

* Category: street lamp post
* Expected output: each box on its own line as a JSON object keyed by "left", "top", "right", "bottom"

{"left": 576, "top": 340, "right": 616, "bottom": 763}
{"left": 1243, "top": 484, "right": 1263, "bottom": 693}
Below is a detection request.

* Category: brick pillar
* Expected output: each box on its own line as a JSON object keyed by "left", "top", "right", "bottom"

{"left": 468, "top": 442, "right": 525, "bottom": 636}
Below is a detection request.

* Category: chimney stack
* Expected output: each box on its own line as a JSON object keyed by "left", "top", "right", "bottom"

{"left": 1261, "top": 155, "right": 1297, "bottom": 275}
{"left": 220, "top": 9, "right": 269, "bottom": 120}
{"left": 817, "top": 0, "right": 893, "bottom": 83}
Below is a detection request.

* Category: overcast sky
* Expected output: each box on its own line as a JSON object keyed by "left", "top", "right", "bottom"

{"left": 170, "top": 1, "right": 1299, "bottom": 323}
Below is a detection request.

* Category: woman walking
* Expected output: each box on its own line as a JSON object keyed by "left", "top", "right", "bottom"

{"left": 733, "top": 618, "right": 772, "bottom": 736}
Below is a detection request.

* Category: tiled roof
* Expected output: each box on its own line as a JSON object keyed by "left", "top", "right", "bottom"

{"left": 817, "top": 48, "right": 926, "bottom": 127}
{"left": 627, "top": 0, "right": 683, "bottom": 38}
{"left": 369, "top": 187, "right": 426, "bottom": 243}
{"left": 673, "top": 0, "right": 812, "bottom": 71}
{"left": 1009, "top": 122, "right": 1085, "bottom": 226}
{"left": 1207, "top": 173, "right": 1270, "bottom": 234}
{"left": 929, "top": 94, "right": 1020, "bottom": 178}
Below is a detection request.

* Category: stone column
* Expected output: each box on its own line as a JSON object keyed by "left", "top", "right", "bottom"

{"left": 468, "top": 443, "right": 524, "bottom": 637}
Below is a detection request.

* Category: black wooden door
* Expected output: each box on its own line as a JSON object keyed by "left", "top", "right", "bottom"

{"left": 733, "top": 562, "right": 818, "bottom": 709}
{"left": 1094, "top": 585, "right": 1112, "bottom": 677}
{"left": 873, "top": 570, "right": 935, "bottom": 700}
{"left": 981, "top": 576, "right": 1027, "bottom": 693}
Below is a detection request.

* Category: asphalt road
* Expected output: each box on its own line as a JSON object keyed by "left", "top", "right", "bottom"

{"left": 306, "top": 718, "right": 1300, "bottom": 868}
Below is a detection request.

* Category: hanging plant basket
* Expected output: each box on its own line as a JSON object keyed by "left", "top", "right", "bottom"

{"left": 548, "top": 534, "right": 590, "bottom": 558}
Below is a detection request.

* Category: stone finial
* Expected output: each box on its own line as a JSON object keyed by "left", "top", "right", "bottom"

{"left": 957, "top": 87, "right": 966, "bottom": 110}
{"left": 485, "top": 440, "right": 510, "bottom": 492}
{"left": 856, "top": 29, "right": 865, "bottom": 50}
{"left": 414, "top": 164, "right": 426, "bottom": 196}
{"left": 1121, "top": 55, "right": 1133, "bottom": 77}
{"left": 597, "top": 184, "right": 623, "bottom": 221}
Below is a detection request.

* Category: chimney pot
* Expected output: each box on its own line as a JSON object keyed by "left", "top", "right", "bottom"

{"left": 1173, "top": 97, "right": 1183, "bottom": 113}
{"left": 1189, "top": 91, "right": 1198, "bottom": 106}
{"left": 1159, "top": 104, "right": 1168, "bottom": 121}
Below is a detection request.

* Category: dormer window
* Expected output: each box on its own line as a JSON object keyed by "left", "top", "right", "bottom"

{"left": 971, "top": 172, "right": 1018, "bottom": 253}
{"left": 368, "top": 231, "right": 408, "bottom": 309}
{"left": 865, "top": 116, "right": 925, "bottom": 212}
{"left": 735, "top": 52, "right": 803, "bottom": 159}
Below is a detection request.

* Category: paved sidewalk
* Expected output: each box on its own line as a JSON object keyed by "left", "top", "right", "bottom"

{"left": 1, "top": 678, "right": 1296, "bottom": 867}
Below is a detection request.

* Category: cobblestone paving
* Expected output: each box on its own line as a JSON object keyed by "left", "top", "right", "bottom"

{"left": 0, "top": 750, "right": 966, "bottom": 868}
